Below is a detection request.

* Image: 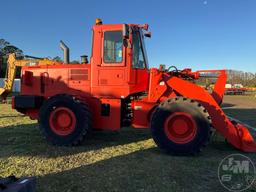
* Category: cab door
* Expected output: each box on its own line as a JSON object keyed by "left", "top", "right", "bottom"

{"left": 98, "top": 30, "right": 126, "bottom": 87}
{"left": 130, "top": 29, "right": 149, "bottom": 93}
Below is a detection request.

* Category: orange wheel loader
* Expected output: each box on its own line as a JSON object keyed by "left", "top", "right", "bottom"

{"left": 5, "top": 19, "right": 256, "bottom": 155}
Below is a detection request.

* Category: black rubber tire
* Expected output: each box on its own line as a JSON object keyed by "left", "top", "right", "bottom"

{"left": 39, "top": 94, "right": 91, "bottom": 146}
{"left": 150, "top": 97, "right": 212, "bottom": 155}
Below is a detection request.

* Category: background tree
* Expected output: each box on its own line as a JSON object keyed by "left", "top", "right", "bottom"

{"left": 52, "top": 57, "right": 80, "bottom": 64}
{"left": 227, "top": 70, "right": 256, "bottom": 87}
{"left": 52, "top": 56, "right": 63, "bottom": 62}
{"left": 70, "top": 60, "right": 80, "bottom": 64}
{"left": 0, "top": 39, "right": 23, "bottom": 78}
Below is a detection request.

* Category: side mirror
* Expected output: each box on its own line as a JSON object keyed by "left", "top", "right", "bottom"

{"left": 122, "top": 24, "right": 129, "bottom": 39}
{"left": 144, "top": 32, "right": 151, "bottom": 38}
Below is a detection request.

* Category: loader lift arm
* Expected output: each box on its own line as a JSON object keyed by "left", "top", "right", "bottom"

{"left": 0, "top": 53, "right": 60, "bottom": 100}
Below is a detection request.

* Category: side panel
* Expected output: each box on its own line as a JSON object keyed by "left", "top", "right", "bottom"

{"left": 131, "top": 100, "right": 157, "bottom": 128}
{"left": 21, "top": 64, "right": 91, "bottom": 98}
{"left": 129, "top": 69, "right": 149, "bottom": 95}
{"left": 99, "top": 69, "right": 125, "bottom": 86}
{"left": 21, "top": 67, "right": 45, "bottom": 95}
{"left": 89, "top": 98, "right": 121, "bottom": 130}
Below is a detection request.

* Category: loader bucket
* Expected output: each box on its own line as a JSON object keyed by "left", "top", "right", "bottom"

{"left": 167, "top": 70, "right": 256, "bottom": 152}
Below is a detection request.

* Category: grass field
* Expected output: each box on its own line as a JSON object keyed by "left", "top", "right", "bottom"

{"left": 0, "top": 95, "right": 256, "bottom": 192}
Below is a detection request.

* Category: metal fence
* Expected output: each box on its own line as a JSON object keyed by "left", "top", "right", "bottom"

{"left": 0, "top": 78, "right": 20, "bottom": 92}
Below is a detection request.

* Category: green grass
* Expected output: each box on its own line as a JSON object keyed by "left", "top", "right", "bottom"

{"left": 0, "top": 102, "right": 256, "bottom": 192}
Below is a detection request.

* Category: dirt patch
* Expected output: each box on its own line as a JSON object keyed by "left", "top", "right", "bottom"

{"left": 222, "top": 95, "right": 256, "bottom": 109}
{"left": 222, "top": 95, "right": 256, "bottom": 127}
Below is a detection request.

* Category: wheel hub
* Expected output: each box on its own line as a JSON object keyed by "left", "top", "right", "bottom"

{"left": 49, "top": 107, "right": 76, "bottom": 136}
{"left": 164, "top": 112, "right": 197, "bottom": 144}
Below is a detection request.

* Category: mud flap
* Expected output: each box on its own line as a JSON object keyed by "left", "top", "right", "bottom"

{"left": 167, "top": 76, "right": 256, "bottom": 152}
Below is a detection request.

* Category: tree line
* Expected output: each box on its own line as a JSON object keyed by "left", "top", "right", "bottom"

{"left": 226, "top": 70, "right": 256, "bottom": 87}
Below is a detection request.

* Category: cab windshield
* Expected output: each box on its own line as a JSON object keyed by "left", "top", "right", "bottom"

{"left": 132, "top": 29, "right": 149, "bottom": 69}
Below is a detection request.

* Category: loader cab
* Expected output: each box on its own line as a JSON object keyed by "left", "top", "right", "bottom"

{"left": 90, "top": 20, "right": 150, "bottom": 98}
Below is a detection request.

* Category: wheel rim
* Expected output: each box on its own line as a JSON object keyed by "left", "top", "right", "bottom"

{"left": 49, "top": 107, "right": 76, "bottom": 136}
{"left": 164, "top": 112, "right": 197, "bottom": 144}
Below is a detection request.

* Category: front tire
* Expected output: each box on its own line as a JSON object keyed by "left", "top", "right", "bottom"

{"left": 150, "top": 97, "right": 212, "bottom": 155}
{"left": 39, "top": 95, "right": 91, "bottom": 146}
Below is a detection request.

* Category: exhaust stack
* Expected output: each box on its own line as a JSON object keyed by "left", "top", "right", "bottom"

{"left": 60, "top": 40, "right": 70, "bottom": 63}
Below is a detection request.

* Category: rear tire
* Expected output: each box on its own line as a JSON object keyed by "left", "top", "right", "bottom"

{"left": 39, "top": 95, "right": 91, "bottom": 146}
{"left": 150, "top": 97, "right": 212, "bottom": 155}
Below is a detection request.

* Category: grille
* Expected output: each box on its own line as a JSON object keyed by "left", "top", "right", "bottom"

{"left": 70, "top": 69, "right": 88, "bottom": 80}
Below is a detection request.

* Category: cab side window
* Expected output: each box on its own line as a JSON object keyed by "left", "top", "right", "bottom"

{"left": 103, "top": 31, "right": 123, "bottom": 63}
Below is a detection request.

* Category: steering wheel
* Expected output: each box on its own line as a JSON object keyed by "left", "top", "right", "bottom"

{"left": 167, "top": 66, "right": 179, "bottom": 73}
